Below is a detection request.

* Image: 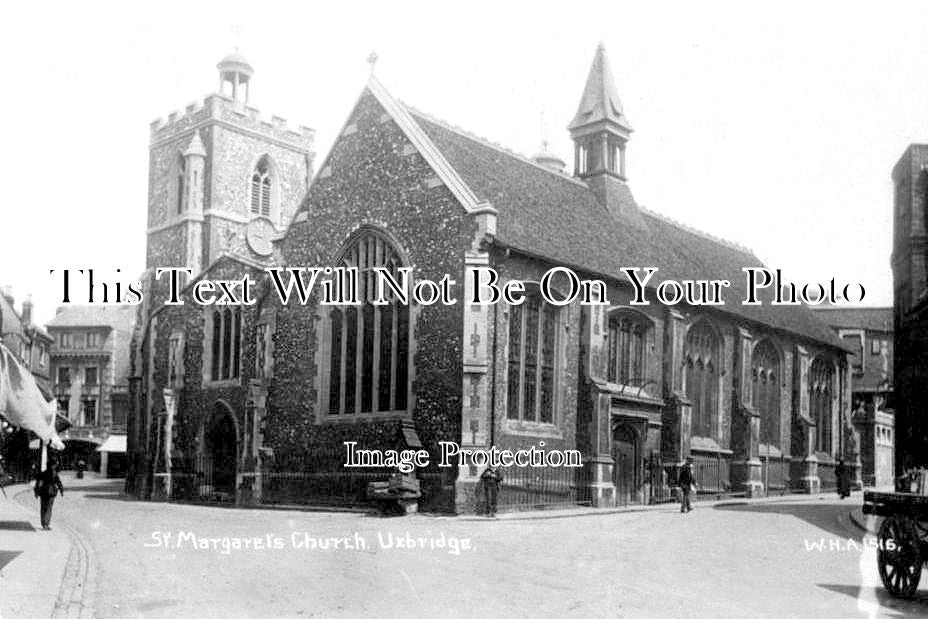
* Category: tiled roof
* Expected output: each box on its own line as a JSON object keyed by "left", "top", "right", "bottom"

{"left": 410, "top": 110, "right": 846, "bottom": 350}
{"left": 810, "top": 306, "right": 893, "bottom": 332}
{"left": 47, "top": 305, "right": 136, "bottom": 330}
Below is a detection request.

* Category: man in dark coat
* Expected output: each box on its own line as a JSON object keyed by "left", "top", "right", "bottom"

{"left": 836, "top": 458, "right": 851, "bottom": 499}
{"left": 678, "top": 458, "right": 696, "bottom": 513}
{"left": 34, "top": 464, "right": 64, "bottom": 530}
{"left": 480, "top": 465, "right": 503, "bottom": 517}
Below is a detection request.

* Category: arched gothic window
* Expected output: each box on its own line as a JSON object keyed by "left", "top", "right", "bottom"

{"left": 176, "top": 155, "right": 186, "bottom": 215}
{"left": 507, "top": 289, "right": 558, "bottom": 424}
{"left": 327, "top": 231, "right": 410, "bottom": 415}
{"left": 208, "top": 307, "right": 241, "bottom": 382}
{"left": 810, "top": 357, "right": 834, "bottom": 453}
{"left": 606, "top": 311, "right": 650, "bottom": 385}
{"left": 250, "top": 156, "right": 272, "bottom": 218}
{"left": 753, "top": 340, "right": 780, "bottom": 446}
{"left": 685, "top": 321, "right": 719, "bottom": 438}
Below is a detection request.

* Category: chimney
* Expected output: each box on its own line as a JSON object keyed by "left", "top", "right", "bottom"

{"left": 22, "top": 294, "right": 33, "bottom": 326}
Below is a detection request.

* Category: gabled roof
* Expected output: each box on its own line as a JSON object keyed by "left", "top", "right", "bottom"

{"left": 149, "top": 253, "right": 268, "bottom": 321}
{"left": 811, "top": 306, "right": 893, "bottom": 332}
{"left": 568, "top": 44, "right": 632, "bottom": 134}
{"left": 307, "top": 77, "right": 845, "bottom": 351}
{"left": 47, "top": 305, "right": 135, "bottom": 330}
{"left": 405, "top": 109, "right": 844, "bottom": 350}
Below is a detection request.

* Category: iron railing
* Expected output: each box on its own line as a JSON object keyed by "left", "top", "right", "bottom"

{"left": 819, "top": 461, "right": 837, "bottom": 491}
{"left": 494, "top": 465, "right": 592, "bottom": 512}
{"left": 761, "top": 455, "right": 792, "bottom": 496}
{"left": 691, "top": 452, "right": 737, "bottom": 500}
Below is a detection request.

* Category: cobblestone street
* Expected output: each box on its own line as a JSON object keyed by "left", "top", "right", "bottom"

{"left": 2, "top": 475, "right": 926, "bottom": 617}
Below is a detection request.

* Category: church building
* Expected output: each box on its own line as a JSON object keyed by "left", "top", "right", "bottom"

{"left": 129, "top": 47, "right": 857, "bottom": 513}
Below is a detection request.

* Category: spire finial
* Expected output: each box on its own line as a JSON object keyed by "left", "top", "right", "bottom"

{"left": 540, "top": 110, "right": 551, "bottom": 153}
{"left": 367, "top": 51, "right": 379, "bottom": 77}
{"left": 231, "top": 24, "right": 243, "bottom": 51}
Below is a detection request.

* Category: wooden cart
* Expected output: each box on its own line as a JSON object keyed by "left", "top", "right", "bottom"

{"left": 862, "top": 490, "right": 928, "bottom": 598}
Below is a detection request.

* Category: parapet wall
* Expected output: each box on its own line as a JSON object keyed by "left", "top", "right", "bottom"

{"left": 150, "top": 93, "right": 314, "bottom": 151}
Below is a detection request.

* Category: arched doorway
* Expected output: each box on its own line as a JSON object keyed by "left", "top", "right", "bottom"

{"left": 613, "top": 424, "right": 640, "bottom": 506}
{"left": 202, "top": 403, "right": 237, "bottom": 496}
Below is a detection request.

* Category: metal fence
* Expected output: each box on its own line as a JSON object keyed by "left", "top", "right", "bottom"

{"left": 647, "top": 454, "right": 675, "bottom": 504}
{"left": 494, "top": 465, "right": 592, "bottom": 512}
{"left": 818, "top": 461, "right": 837, "bottom": 492}
{"left": 761, "top": 455, "right": 792, "bottom": 496}
{"left": 164, "top": 448, "right": 395, "bottom": 507}
{"left": 691, "top": 452, "right": 737, "bottom": 500}
{"left": 168, "top": 456, "right": 234, "bottom": 504}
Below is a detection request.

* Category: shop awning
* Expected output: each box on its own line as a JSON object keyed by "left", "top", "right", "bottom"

{"left": 96, "top": 435, "right": 127, "bottom": 453}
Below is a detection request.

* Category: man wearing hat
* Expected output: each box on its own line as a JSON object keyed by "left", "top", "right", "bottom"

{"left": 678, "top": 457, "right": 697, "bottom": 513}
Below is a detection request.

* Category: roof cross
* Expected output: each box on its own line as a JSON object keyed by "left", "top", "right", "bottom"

{"left": 367, "top": 51, "right": 379, "bottom": 77}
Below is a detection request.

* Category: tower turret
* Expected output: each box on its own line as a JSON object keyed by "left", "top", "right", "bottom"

{"left": 182, "top": 131, "right": 207, "bottom": 273}
{"left": 569, "top": 43, "right": 633, "bottom": 180}
{"left": 217, "top": 50, "right": 254, "bottom": 104}
{"left": 569, "top": 44, "right": 641, "bottom": 225}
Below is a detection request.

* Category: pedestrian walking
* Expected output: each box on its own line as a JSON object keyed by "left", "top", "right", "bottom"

{"left": 34, "top": 463, "right": 64, "bottom": 530}
{"left": 678, "top": 458, "right": 696, "bottom": 513}
{"left": 76, "top": 458, "right": 86, "bottom": 479}
{"left": 480, "top": 465, "right": 503, "bottom": 517}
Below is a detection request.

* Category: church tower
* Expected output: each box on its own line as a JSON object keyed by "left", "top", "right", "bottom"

{"left": 146, "top": 52, "right": 315, "bottom": 274}
{"left": 569, "top": 44, "right": 640, "bottom": 223}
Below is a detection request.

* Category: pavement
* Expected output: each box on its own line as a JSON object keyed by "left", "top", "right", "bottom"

{"left": 0, "top": 479, "right": 910, "bottom": 618}
{"left": 457, "top": 489, "right": 855, "bottom": 521}
{"left": 0, "top": 482, "right": 71, "bottom": 619}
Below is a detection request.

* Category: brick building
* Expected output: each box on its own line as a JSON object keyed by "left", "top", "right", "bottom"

{"left": 812, "top": 306, "right": 894, "bottom": 486}
{"left": 892, "top": 143, "right": 928, "bottom": 474}
{"left": 47, "top": 305, "right": 135, "bottom": 475}
{"left": 130, "top": 47, "right": 859, "bottom": 512}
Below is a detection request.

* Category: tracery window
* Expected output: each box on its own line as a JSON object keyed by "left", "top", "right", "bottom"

{"left": 685, "top": 321, "right": 719, "bottom": 438}
{"left": 507, "top": 291, "right": 558, "bottom": 424}
{"left": 250, "top": 156, "right": 272, "bottom": 218}
{"left": 208, "top": 308, "right": 241, "bottom": 382}
{"left": 752, "top": 339, "right": 780, "bottom": 446}
{"left": 606, "top": 311, "right": 649, "bottom": 385}
{"left": 810, "top": 357, "right": 834, "bottom": 453}
{"left": 327, "top": 231, "right": 410, "bottom": 415}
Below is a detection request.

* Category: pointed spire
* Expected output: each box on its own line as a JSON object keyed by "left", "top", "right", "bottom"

{"left": 568, "top": 43, "right": 632, "bottom": 134}
{"left": 184, "top": 131, "right": 206, "bottom": 158}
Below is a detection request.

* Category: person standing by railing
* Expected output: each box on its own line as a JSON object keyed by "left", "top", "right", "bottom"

{"left": 678, "top": 457, "right": 696, "bottom": 513}
{"left": 480, "top": 465, "right": 503, "bottom": 517}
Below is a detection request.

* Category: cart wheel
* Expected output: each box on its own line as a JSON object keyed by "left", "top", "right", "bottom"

{"left": 878, "top": 515, "right": 923, "bottom": 598}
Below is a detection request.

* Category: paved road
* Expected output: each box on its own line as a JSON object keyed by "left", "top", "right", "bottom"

{"left": 9, "top": 477, "right": 928, "bottom": 618}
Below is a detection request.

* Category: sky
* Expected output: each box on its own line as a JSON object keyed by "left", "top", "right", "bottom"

{"left": 1, "top": 1, "right": 926, "bottom": 327}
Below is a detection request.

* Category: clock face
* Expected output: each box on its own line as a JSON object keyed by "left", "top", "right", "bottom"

{"left": 246, "top": 218, "right": 275, "bottom": 257}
